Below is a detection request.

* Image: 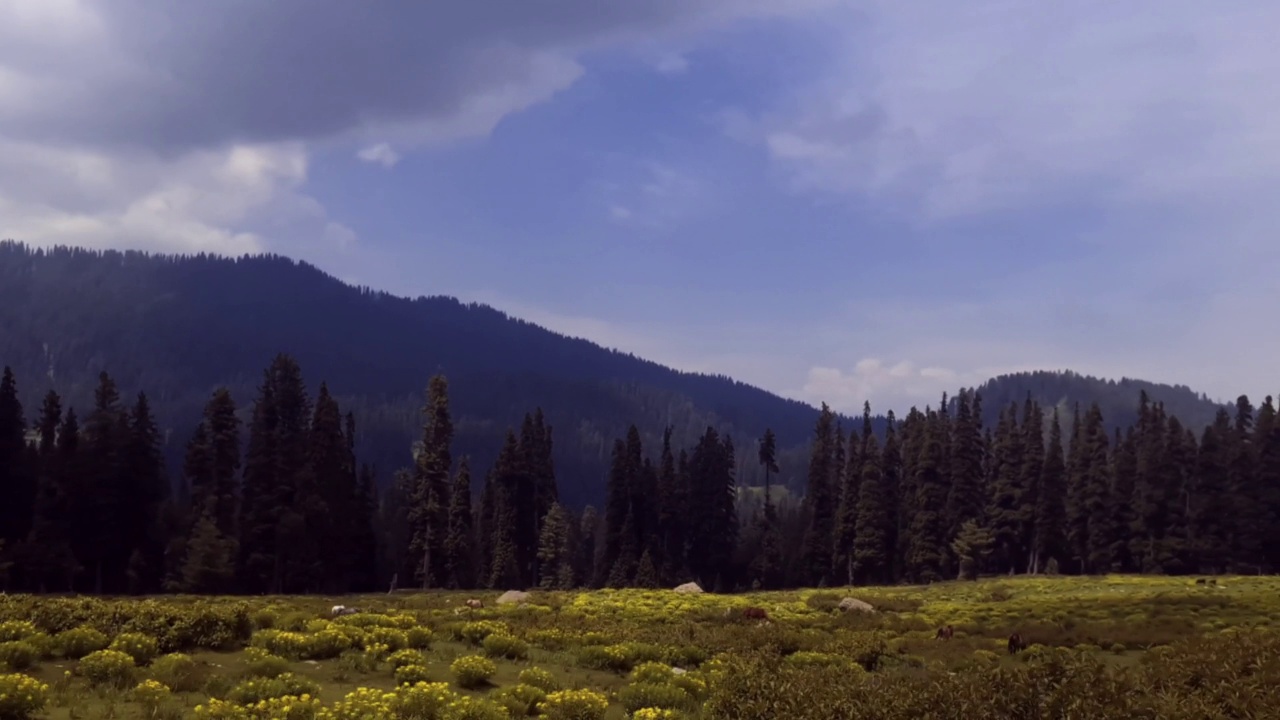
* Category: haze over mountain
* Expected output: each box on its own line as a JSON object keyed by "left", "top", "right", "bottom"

{"left": 0, "top": 241, "right": 1233, "bottom": 506}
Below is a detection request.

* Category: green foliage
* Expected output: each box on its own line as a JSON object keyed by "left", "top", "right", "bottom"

{"left": 480, "top": 632, "right": 529, "bottom": 660}
{"left": 110, "top": 631, "right": 161, "bottom": 665}
{"left": 449, "top": 654, "right": 497, "bottom": 689}
{"left": 54, "top": 626, "right": 110, "bottom": 659}
{"left": 78, "top": 648, "right": 138, "bottom": 688}
{"left": 0, "top": 641, "right": 39, "bottom": 670}
{"left": 0, "top": 673, "right": 49, "bottom": 720}
{"left": 149, "top": 652, "right": 203, "bottom": 692}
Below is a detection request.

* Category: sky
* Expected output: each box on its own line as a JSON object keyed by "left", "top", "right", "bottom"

{"left": 2, "top": 0, "right": 1278, "bottom": 416}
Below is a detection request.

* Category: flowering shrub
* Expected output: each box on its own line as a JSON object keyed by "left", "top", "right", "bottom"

{"left": 55, "top": 626, "right": 110, "bottom": 659}
{"left": 445, "top": 695, "right": 508, "bottom": 720}
{"left": 394, "top": 664, "right": 432, "bottom": 686}
{"left": 618, "top": 683, "right": 696, "bottom": 714}
{"left": 324, "top": 687, "right": 395, "bottom": 720}
{"left": 226, "top": 673, "right": 321, "bottom": 705}
{"left": 243, "top": 647, "right": 290, "bottom": 678}
{"left": 0, "top": 641, "right": 39, "bottom": 670}
{"left": 450, "top": 654, "right": 497, "bottom": 689}
{"left": 540, "top": 689, "right": 610, "bottom": 720}
{"left": 364, "top": 627, "right": 409, "bottom": 652}
{"left": 481, "top": 631, "right": 529, "bottom": 660}
{"left": 143, "top": 652, "right": 202, "bottom": 692}
{"left": 632, "top": 710, "right": 687, "bottom": 720}
{"left": 518, "top": 666, "right": 561, "bottom": 692}
{"left": 0, "top": 622, "right": 39, "bottom": 644}
{"left": 630, "top": 662, "right": 675, "bottom": 684}
{"left": 407, "top": 626, "right": 434, "bottom": 649}
{"left": 131, "top": 678, "right": 173, "bottom": 712}
{"left": 459, "top": 621, "right": 508, "bottom": 646}
{"left": 389, "top": 681, "right": 458, "bottom": 718}
{"left": 386, "top": 648, "right": 426, "bottom": 670}
{"left": 0, "top": 673, "right": 49, "bottom": 720}
{"left": 78, "top": 648, "right": 137, "bottom": 687}
{"left": 110, "top": 631, "right": 161, "bottom": 665}
{"left": 250, "top": 630, "right": 310, "bottom": 660}
{"left": 495, "top": 683, "right": 547, "bottom": 717}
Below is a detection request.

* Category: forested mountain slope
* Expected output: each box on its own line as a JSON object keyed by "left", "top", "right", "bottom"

{"left": 0, "top": 241, "right": 1232, "bottom": 506}
{"left": 0, "top": 242, "right": 834, "bottom": 504}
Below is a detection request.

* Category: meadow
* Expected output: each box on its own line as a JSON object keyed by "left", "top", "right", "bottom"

{"left": 1, "top": 575, "right": 1278, "bottom": 719}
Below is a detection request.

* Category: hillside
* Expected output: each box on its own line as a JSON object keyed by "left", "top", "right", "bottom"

{"left": 961, "top": 370, "right": 1228, "bottom": 433}
{"left": 0, "top": 242, "right": 837, "bottom": 505}
{"left": 0, "top": 241, "right": 1232, "bottom": 507}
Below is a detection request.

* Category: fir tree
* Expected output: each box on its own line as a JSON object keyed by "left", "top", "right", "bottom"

{"left": 536, "top": 502, "right": 574, "bottom": 589}
{"left": 444, "top": 458, "right": 475, "bottom": 589}
{"left": 799, "top": 404, "right": 838, "bottom": 586}
{"left": 409, "top": 375, "right": 454, "bottom": 589}
{"left": 951, "top": 520, "right": 994, "bottom": 581}
{"left": 852, "top": 432, "right": 891, "bottom": 584}
{"left": 1033, "top": 409, "right": 1068, "bottom": 572}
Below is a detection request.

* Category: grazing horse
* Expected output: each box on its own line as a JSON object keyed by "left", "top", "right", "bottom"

{"left": 742, "top": 607, "right": 770, "bottom": 621}
{"left": 935, "top": 625, "right": 954, "bottom": 640}
{"left": 465, "top": 599, "right": 484, "bottom": 610}
{"left": 1007, "top": 632, "right": 1027, "bottom": 655}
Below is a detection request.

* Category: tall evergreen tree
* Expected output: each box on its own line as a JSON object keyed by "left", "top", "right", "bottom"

{"left": 852, "top": 431, "right": 891, "bottom": 584}
{"left": 945, "top": 390, "right": 986, "bottom": 543}
{"left": 536, "top": 502, "right": 575, "bottom": 589}
{"left": 1032, "top": 409, "right": 1068, "bottom": 572}
{"left": 906, "top": 409, "right": 949, "bottom": 582}
{"left": 1227, "top": 395, "right": 1264, "bottom": 572}
{"left": 409, "top": 375, "right": 454, "bottom": 589}
{"left": 799, "top": 404, "right": 838, "bottom": 586}
{"left": 1191, "top": 411, "right": 1232, "bottom": 573}
{"left": 444, "top": 457, "right": 475, "bottom": 589}
{"left": 0, "top": 368, "right": 32, "bottom": 560}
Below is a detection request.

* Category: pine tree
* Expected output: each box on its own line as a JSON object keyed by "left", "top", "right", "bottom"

{"left": 749, "top": 428, "right": 783, "bottom": 589}
{"left": 122, "top": 392, "right": 167, "bottom": 593}
{"left": 800, "top": 404, "right": 838, "bottom": 586}
{"left": 77, "top": 371, "right": 129, "bottom": 593}
{"left": 1191, "top": 411, "right": 1232, "bottom": 573}
{"left": 633, "top": 548, "right": 659, "bottom": 588}
{"left": 0, "top": 368, "right": 33, "bottom": 556}
{"left": 852, "top": 432, "right": 891, "bottom": 584}
{"left": 308, "top": 383, "right": 349, "bottom": 592}
{"left": 1032, "top": 409, "right": 1068, "bottom": 572}
{"left": 906, "top": 409, "right": 949, "bottom": 582}
{"left": 656, "top": 427, "right": 686, "bottom": 583}
{"left": 180, "top": 510, "right": 237, "bottom": 593}
{"left": 879, "top": 413, "right": 903, "bottom": 582}
{"left": 832, "top": 419, "right": 862, "bottom": 587}
{"left": 951, "top": 519, "right": 994, "bottom": 581}
{"left": 945, "top": 390, "right": 985, "bottom": 542}
{"left": 1228, "top": 396, "right": 1264, "bottom": 572}
{"left": 986, "top": 403, "right": 1026, "bottom": 574}
{"left": 536, "top": 502, "right": 574, "bottom": 589}
{"left": 24, "top": 391, "right": 76, "bottom": 591}
{"left": 488, "top": 431, "right": 525, "bottom": 589}
{"left": 1080, "top": 404, "right": 1114, "bottom": 573}
{"left": 444, "top": 458, "right": 475, "bottom": 589}
{"left": 1019, "top": 397, "right": 1044, "bottom": 573}
{"left": 409, "top": 375, "right": 454, "bottom": 589}
{"left": 1256, "top": 397, "right": 1280, "bottom": 571}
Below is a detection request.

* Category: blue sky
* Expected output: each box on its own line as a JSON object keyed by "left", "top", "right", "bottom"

{"left": 1, "top": 0, "right": 1277, "bottom": 414}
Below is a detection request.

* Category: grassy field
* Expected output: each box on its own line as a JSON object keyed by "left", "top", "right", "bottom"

{"left": 1, "top": 574, "right": 1278, "bottom": 719}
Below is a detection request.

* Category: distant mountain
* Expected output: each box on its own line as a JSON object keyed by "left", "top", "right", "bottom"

{"left": 958, "top": 370, "right": 1230, "bottom": 433}
{"left": 0, "top": 242, "right": 841, "bottom": 505}
{"left": 0, "top": 241, "right": 1236, "bottom": 506}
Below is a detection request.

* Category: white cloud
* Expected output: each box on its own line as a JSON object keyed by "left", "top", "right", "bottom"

{"left": 738, "top": 1, "right": 1280, "bottom": 226}
{"left": 356, "top": 143, "right": 400, "bottom": 168}
{"left": 0, "top": 139, "right": 353, "bottom": 256}
{"left": 652, "top": 52, "right": 690, "bottom": 74}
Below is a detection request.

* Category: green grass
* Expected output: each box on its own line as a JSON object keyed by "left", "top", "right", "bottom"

{"left": 6, "top": 574, "right": 1280, "bottom": 719}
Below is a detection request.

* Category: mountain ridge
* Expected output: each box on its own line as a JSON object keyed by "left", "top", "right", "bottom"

{"left": 0, "top": 240, "right": 1232, "bottom": 505}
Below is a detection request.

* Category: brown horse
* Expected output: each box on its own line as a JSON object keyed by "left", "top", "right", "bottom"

{"left": 742, "top": 607, "right": 770, "bottom": 621}
{"left": 935, "top": 625, "right": 954, "bottom": 640}
{"left": 1007, "top": 632, "right": 1027, "bottom": 655}
{"left": 465, "top": 599, "right": 484, "bottom": 610}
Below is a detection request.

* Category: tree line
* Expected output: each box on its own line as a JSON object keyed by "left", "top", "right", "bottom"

{"left": 0, "top": 354, "right": 1276, "bottom": 595}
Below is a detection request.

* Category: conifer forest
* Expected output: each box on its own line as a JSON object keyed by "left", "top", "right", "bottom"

{"left": 1, "top": 352, "right": 1276, "bottom": 597}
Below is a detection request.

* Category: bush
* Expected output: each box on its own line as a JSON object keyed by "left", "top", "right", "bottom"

{"left": 55, "top": 626, "right": 110, "bottom": 659}
{"left": 0, "top": 641, "right": 39, "bottom": 670}
{"left": 110, "top": 631, "right": 161, "bottom": 665}
{"left": 390, "top": 681, "right": 459, "bottom": 718}
{"left": 149, "top": 652, "right": 203, "bottom": 692}
{"left": 306, "top": 628, "right": 355, "bottom": 660}
{"left": 224, "top": 672, "right": 320, "bottom": 705}
{"left": 495, "top": 684, "right": 547, "bottom": 717}
{"left": 395, "top": 664, "right": 432, "bottom": 686}
{"left": 482, "top": 632, "right": 530, "bottom": 660}
{"left": 618, "top": 683, "right": 697, "bottom": 714}
{"left": 444, "top": 695, "right": 508, "bottom": 720}
{"left": 450, "top": 655, "right": 497, "bottom": 689}
{"left": 460, "top": 621, "right": 508, "bottom": 645}
{"left": 518, "top": 666, "right": 561, "bottom": 692}
{"left": 131, "top": 678, "right": 173, "bottom": 709}
{"left": 78, "top": 649, "right": 137, "bottom": 688}
{"left": 243, "top": 647, "right": 291, "bottom": 679}
{"left": 386, "top": 648, "right": 427, "bottom": 670}
{"left": 0, "top": 622, "right": 39, "bottom": 643}
{"left": 407, "top": 626, "right": 434, "bottom": 649}
{"left": 540, "top": 689, "right": 609, "bottom": 720}
{"left": 0, "top": 673, "right": 49, "bottom": 720}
